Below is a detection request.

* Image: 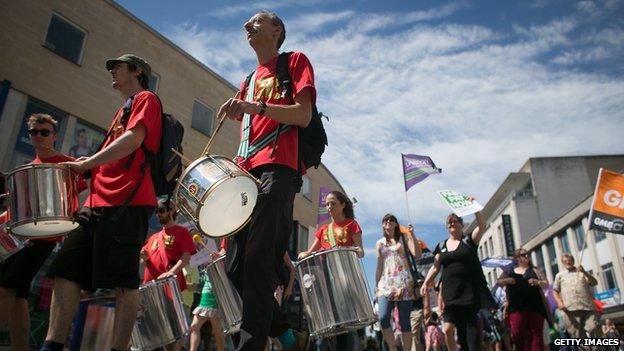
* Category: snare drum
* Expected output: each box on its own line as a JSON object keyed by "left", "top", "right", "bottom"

{"left": 205, "top": 255, "right": 242, "bottom": 334}
{"left": 4, "top": 163, "right": 79, "bottom": 238}
{"left": 131, "top": 276, "right": 190, "bottom": 350}
{"left": 173, "top": 155, "right": 258, "bottom": 238}
{"left": 296, "top": 247, "right": 376, "bottom": 338}
{"left": 0, "top": 223, "right": 27, "bottom": 262}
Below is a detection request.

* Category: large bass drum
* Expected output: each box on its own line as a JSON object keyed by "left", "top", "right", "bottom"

{"left": 205, "top": 255, "right": 242, "bottom": 334}
{"left": 296, "top": 247, "right": 376, "bottom": 338}
{"left": 173, "top": 155, "right": 258, "bottom": 238}
{"left": 4, "top": 163, "right": 79, "bottom": 238}
{"left": 131, "top": 276, "right": 190, "bottom": 350}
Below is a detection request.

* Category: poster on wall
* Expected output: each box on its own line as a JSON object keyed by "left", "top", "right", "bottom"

{"left": 68, "top": 121, "right": 105, "bottom": 158}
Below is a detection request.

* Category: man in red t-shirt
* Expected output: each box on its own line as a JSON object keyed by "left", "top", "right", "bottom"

{"left": 0, "top": 113, "right": 85, "bottom": 351}
{"left": 216, "top": 11, "right": 315, "bottom": 351}
{"left": 42, "top": 54, "right": 162, "bottom": 351}
{"left": 140, "top": 198, "right": 195, "bottom": 351}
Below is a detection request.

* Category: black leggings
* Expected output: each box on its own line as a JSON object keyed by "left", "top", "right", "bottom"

{"left": 444, "top": 306, "right": 480, "bottom": 351}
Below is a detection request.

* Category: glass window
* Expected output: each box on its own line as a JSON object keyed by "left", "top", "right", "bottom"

{"left": 297, "top": 225, "right": 309, "bottom": 253}
{"left": 488, "top": 237, "right": 494, "bottom": 256}
{"left": 43, "top": 13, "right": 87, "bottom": 64}
{"left": 559, "top": 232, "right": 570, "bottom": 253}
{"left": 602, "top": 263, "right": 617, "bottom": 290}
{"left": 300, "top": 175, "right": 312, "bottom": 200}
{"left": 546, "top": 239, "right": 558, "bottom": 277}
{"left": 534, "top": 248, "right": 546, "bottom": 272}
{"left": 594, "top": 230, "right": 607, "bottom": 243}
{"left": 574, "top": 223, "right": 585, "bottom": 250}
{"left": 191, "top": 100, "right": 214, "bottom": 136}
{"left": 148, "top": 72, "right": 160, "bottom": 93}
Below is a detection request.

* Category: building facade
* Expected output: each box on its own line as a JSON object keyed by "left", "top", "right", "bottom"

{"left": 465, "top": 155, "right": 624, "bottom": 323}
{"left": 0, "top": 0, "right": 344, "bottom": 345}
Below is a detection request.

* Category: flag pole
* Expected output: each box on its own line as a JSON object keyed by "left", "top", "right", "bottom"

{"left": 405, "top": 190, "right": 413, "bottom": 225}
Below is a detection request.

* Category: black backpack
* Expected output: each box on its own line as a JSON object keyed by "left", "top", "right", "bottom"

{"left": 244, "top": 52, "right": 328, "bottom": 171}
{"left": 120, "top": 93, "right": 184, "bottom": 200}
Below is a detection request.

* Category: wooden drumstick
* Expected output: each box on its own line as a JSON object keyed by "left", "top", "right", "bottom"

{"left": 202, "top": 91, "right": 242, "bottom": 156}
{"left": 171, "top": 148, "right": 192, "bottom": 166}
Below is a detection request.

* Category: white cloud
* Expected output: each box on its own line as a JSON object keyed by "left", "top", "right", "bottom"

{"left": 164, "top": 7, "right": 624, "bottom": 254}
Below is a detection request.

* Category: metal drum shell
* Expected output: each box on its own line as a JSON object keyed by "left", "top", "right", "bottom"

{"left": 0, "top": 223, "right": 27, "bottom": 262}
{"left": 173, "top": 155, "right": 258, "bottom": 238}
{"left": 131, "top": 276, "right": 190, "bottom": 350}
{"left": 205, "top": 255, "right": 242, "bottom": 334}
{"left": 5, "top": 163, "right": 79, "bottom": 238}
{"left": 296, "top": 247, "right": 377, "bottom": 338}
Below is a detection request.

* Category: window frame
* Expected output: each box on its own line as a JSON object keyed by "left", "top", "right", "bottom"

{"left": 42, "top": 12, "right": 88, "bottom": 65}
{"left": 190, "top": 99, "right": 215, "bottom": 137}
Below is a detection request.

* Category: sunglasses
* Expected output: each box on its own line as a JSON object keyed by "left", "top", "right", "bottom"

{"left": 157, "top": 207, "right": 169, "bottom": 214}
{"left": 383, "top": 218, "right": 396, "bottom": 223}
{"left": 447, "top": 220, "right": 462, "bottom": 225}
{"left": 28, "top": 128, "right": 53, "bottom": 137}
{"left": 518, "top": 253, "right": 528, "bottom": 258}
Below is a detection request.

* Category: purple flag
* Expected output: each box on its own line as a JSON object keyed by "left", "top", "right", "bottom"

{"left": 402, "top": 154, "right": 441, "bottom": 191}
{"left": 317, "top": 186, "right": 332, "bottom": 224}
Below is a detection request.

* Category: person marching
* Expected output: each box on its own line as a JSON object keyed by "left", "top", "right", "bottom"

{"left": 217, "top": 10, "right": 315, "bottom": 351}
{"left": 375, "top": 214, "right": 422, "bottom": 351}
{"left": 42, "top": 54, "right": 162, "bottom": 351}
{"left": 420, "top": 209, "right": 495, "bottom": 351}
{"left": 298, "top": 190, "right": 364, "bottom": 259}
{"left": 140, "top": 198, "right": 196, "bottom": 351}
{"left": 0, "top": 114, "right": 86, "bottom": 351}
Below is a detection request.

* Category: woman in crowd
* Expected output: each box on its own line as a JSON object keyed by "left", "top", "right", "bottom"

{"left": 189, "top": 258, "right": 226, "bottom": 351}
{"left": 298, "top": 190, "right": 363, "bottom": 258}
{"left": 375, "top": 213, "right": 422, "bottom": 351}
{"left": 497, "top": 248, "right": 550, "bottom": 351}
{"left": 298, "top": 190, "right": 363, "bottom": 350}
{"left": 420, "top": 207, "right": 495, "bottom": 351}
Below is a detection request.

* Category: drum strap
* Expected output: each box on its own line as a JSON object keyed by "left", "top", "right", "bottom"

{"left": 236, "top": 71, "right": 257, "bottom": 159}
{"left": 326, "top": 222, "right": 337, "bottom": 248}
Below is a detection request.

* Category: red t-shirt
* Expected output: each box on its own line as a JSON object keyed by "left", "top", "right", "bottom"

{"left": 315, "top": 218, "right": 362, "bottom": 250}
{"left": 30, "top": 154, "right": 87, "bottom": 242}
{"left": 142, "top": 224, "right": 196, "bottom": 291}
{"left": 87, "top": 90, "right": 162, "bottom": 207}
{"left": 237, "top": 52, "right": 316, "bottom": 172}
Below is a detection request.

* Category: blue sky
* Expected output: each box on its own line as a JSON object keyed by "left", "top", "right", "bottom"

{"left": 116, "top": 0, "right": 624, "bottom": 289}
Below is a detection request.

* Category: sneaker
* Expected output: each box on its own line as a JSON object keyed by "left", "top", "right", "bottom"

{"left": 284, "top": 330, "right": 310, "bottom": 351}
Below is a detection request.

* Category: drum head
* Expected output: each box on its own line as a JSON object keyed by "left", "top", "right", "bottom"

{"left": 198, "top": 176, "right": 258, "bottom": 238}
{"left": 10, "top": 220, "right": 78, "bottom": 237}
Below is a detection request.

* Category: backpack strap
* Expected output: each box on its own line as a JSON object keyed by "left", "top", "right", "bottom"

{"left": 269, "top": 52, "right": 293, "bottom": 159}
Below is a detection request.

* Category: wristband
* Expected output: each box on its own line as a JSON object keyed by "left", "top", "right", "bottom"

{"left": 258, "top": 101, "right": 267, "bottom": 116}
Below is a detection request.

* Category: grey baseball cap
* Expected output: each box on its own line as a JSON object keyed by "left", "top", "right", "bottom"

{"left": 105, "top": 54, "right": 151, "bottom": 77}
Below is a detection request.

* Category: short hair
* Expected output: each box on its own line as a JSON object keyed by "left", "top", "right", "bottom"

{"left": 126, "top": 62, "right": 150, "bottom": 90}
{"left": 561, "top": 252, "right": 575, "bottom": 263}
{"left": 446, "top": 213, "right": 463, "bottom": 225}
{"left": 27, "top": 113, "right": 58, "bottom": 132}
{"left": 258, "top": 10, "right": 286, "bottom": 49}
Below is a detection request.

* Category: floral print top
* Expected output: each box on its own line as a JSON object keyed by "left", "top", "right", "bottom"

{"left": 376, "top": 238, "right": 415, "bottom": 301}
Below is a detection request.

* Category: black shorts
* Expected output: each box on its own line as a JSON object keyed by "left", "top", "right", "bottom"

{"left": 48, "top": 206, "right": 152, "bottom": 290}
{"left": 443, "top": 305, "right": 479, "bottom": 325}
{"left": 0, "top": 240, "right": 56, "bottom": 298}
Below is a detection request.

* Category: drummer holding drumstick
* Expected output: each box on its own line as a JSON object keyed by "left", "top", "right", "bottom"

{"left": 0, "top": 114, "right": 86, "bottom": 351}
{"left": 42, "top": 54, "right": 162, "bottom": 351}
{"left": 140, "top": 198, "right": 196, "bottom": 351}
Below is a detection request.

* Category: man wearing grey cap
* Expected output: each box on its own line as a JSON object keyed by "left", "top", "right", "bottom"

{"left": 41, "top": 53, "right": 162, "bottom": 351}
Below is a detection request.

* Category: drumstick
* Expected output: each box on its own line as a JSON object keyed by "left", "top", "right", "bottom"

{"left": 171, "top": 148, "right": 192, "bottom": 166}
{"left": 202, "top": 91, "right": 242, "bottom": 156}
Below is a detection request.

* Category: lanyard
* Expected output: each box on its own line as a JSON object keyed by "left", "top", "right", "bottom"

{"left": 236, "top": 71, "right": 257, "bottom": 158}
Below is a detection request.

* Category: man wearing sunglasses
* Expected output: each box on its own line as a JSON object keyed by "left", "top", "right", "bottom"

{"left": 42, "top": 54, "right": 162, "bottom": 351}
{"left": 139, "top": 198, "right": 195, "bottom": 351}
{"left": 0, "top": 113, "right": 86, "bottom": 351}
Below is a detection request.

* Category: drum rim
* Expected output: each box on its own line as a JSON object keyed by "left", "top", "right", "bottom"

{"left": 311, "top": 316, "right": 378, "bottom": 337}
{"left": 174, "top": 167, "right": 258, "bottom": 239}
{"left": 295, "top": 246, "right": 358, "bottom": 266}
{"left": 8, "top": 162, "right": 72, "bottom": 174}
{"left": 8, "top": 217, "right": 78, "bottom": 238}
{"left": 140, "top": 274, "right": 179, "bottom": 289}
{"left": 174, "top": 154, "right": 237, "bottom": 191}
